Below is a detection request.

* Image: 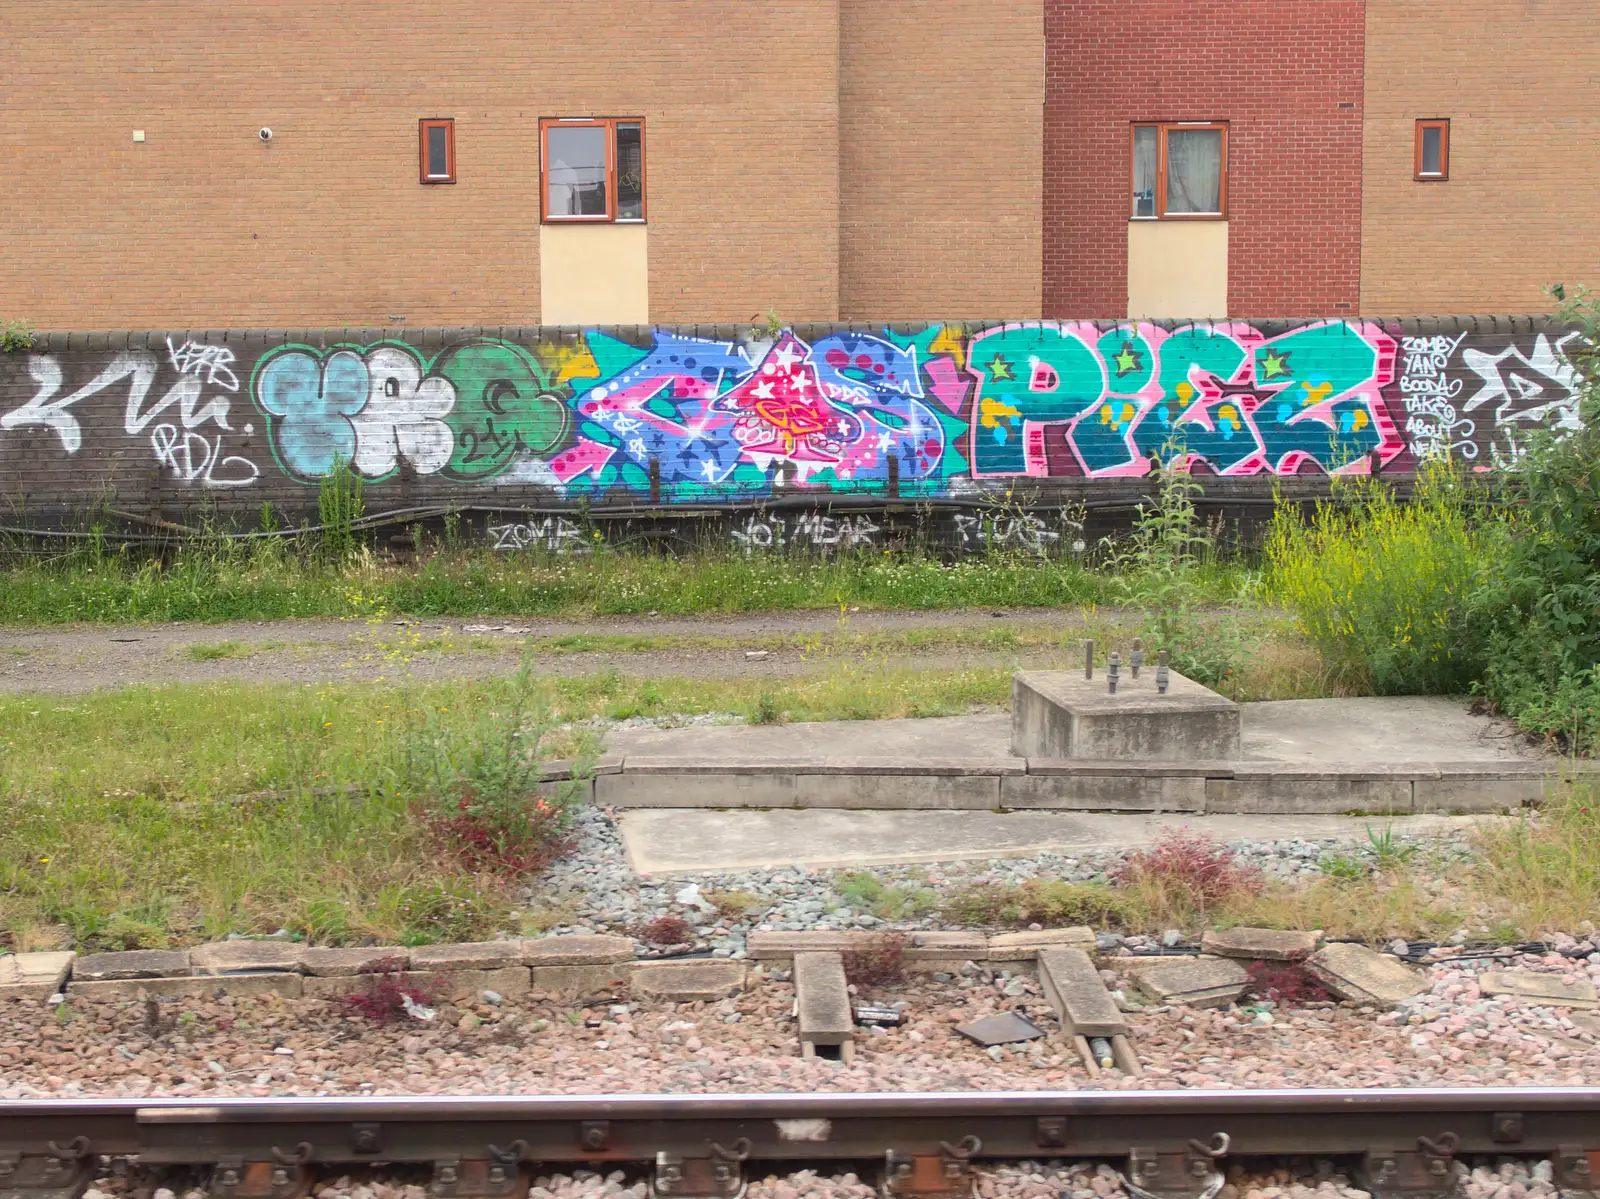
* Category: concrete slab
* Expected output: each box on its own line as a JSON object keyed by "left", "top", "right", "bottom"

{"left": 794, "top": 951, "right": 854, "bottom": 1060}
{"left": 605, "top": 698, "right": 1544, "bottom": 767}
{"left": 1128, "top": 956, "right": 1250, "bottom": 1008}
{"left": 1201, "top": 927, "right": 1321, "bottom": 962}
{"left": 1240, "top": 697, "right": 1539, "bottom": 765}
{"left": 1304, "top": 943, "right": 1426, "bottom": 1007}
{"left": 0, "top": 952, "right": 75, "bottom": 1001}
{"left": 630, "top": 959, "right": 745, "bottom": 1001}
{"left": 620, "top": 808, "right": 1485, "bottom": 875}
{"left": 1479, "top": 970, "right": 1599, "bottom": 1009}
{"left": 1039, "top": 947, "right": 1126, "bottom": 1037}
{"left": 608, "top": 715, "right": 1011, "bottom": 759}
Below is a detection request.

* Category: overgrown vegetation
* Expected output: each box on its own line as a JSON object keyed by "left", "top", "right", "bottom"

{"left": 0, "top": 319, "right": 36, "bottom": 352}
{"left": 938, "top": 795, "right": 1600, "bottom": 943}
{"left": 1265, "top": 287, "right": 1599, "bottom": 750}
{"left": 0, "top": 658, "right": 595, "bottom": 951}
{"left": 0, "top": 535, "right": 1249, "bottom": 625}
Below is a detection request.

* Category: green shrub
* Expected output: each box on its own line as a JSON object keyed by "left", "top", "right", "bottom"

{"left": 1263, "top": 464, "right": 1490, "bottom": 695}
{"left": 1469, "top": 287, "right": 1600, "bottom": 750}
{"left": 941, "top": 879, "right": 1135, "bottom": 928}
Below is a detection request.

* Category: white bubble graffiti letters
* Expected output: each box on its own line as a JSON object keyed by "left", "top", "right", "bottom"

{"left": 165, "top": 338, "right": 240, "bottom": 392}
{"left": 351, "top": 347, "right": 456, "bottom": 477}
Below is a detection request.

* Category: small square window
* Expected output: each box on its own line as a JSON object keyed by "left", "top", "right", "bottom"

{"left": 419, "top": 118, "right": 455, "bottom": 183}
{"left": 1131, "top": 122, "right": 1227, "bottom": 219}
{"left": 1415, "top": 119, "right": 1449, "bottom": 180}
{"left": 540, "top": 117, "right": 647, "bottom": 223}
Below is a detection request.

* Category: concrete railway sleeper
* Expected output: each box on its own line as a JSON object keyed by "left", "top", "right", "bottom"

{"left": 0, "top": 1091, "right": 1598, "bottom": 1199}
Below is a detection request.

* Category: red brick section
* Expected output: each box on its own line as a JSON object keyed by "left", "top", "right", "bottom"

{"left": 1043, "top": 0, "right": 1366, "bottom": 318}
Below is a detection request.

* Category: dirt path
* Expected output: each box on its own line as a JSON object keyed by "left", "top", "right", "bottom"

{"left": 0, "top": 608, "right": 1117, "bottom": 694}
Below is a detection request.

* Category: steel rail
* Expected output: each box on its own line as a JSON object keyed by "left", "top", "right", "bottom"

{"left": 1, "top": 1088, "right": 1597, "bottom": 1165}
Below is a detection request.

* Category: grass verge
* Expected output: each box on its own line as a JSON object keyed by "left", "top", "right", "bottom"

{"left": 0, "top": 542, "right": 1251, "bottom": 625}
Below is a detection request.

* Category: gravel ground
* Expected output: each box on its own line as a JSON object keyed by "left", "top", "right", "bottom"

{"left": 533, "top": 809, "right": 1479, "bottom": 956}
{"left": 6, "top": 937, "right": 1599, "bottom": 1099}
{"left": 82, "top": 1154, "right": 1561, "bottom": 1199}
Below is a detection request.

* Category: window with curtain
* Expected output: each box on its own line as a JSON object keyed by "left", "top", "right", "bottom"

{"left": 1130, "top": 122, "right": 1228, "bottom": 219}
{"left": 540, "top": 118, "right": 647, "bottom": 222}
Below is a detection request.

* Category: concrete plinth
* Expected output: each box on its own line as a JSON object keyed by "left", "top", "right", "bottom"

{"left": 1012, "top": 669, "right": 1240, "bottom": 761}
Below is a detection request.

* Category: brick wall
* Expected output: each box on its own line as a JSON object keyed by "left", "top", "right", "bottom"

{"left": 2, "top": 0, "right": 841, "bottom": 329}
{"left": 1043, "top": 0, "right": 1366, "bottom": 318}
{"left": 1361, "top": 1, "right": 1600, "bottom": 312}
{"left": 838, "top": 0, "right": 1043, "bottom": 320}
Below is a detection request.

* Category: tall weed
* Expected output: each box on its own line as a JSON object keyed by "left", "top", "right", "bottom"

{"left": 1264, "top": 464, "right": 1489, "bottom": 694}
{"left": 1106, "top": 453, "right": 1259, "bottom": 691}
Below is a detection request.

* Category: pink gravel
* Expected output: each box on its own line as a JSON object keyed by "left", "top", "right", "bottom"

{"left": 4, "top": 951, "right": 1598, "bottom": 1098}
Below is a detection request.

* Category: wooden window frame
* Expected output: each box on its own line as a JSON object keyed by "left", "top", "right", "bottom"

{"left": 1130, "top": 121, "right": 1229, "bottom": 220}
{"left": 418, "top": 118, "right": 455, "bottom": 184}
{"left": 539, "top": 117, "right": 647, "bottom": 224}
{"left": 1414, "top": 118, "right": 1450, "bottom": 181}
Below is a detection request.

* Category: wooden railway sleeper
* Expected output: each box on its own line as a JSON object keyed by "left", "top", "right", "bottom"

{"left": 882, "top": 1135, "right": 982, "bottom": 1199}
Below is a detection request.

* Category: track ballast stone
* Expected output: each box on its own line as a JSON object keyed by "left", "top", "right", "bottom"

{"left": 535, "top": 809, "right": 1476, "bottom": 955}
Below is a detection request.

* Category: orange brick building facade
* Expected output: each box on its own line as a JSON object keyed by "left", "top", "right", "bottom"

{"left": 1, "top": 0, "right": 1596, "bottom": 328}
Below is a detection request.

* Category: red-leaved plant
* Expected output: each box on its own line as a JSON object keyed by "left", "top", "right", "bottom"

{"left": 637, "top": 914, "right": 693, "bottom": 946}
{"left": 1114, "top": 830, "right": 1263, "bottom": 909}
{"left": 342, "top": 956, "right": 440, "bottom": 1023}
{"left": 1244, "top": 960, "right": 1332, "bottom": 1006}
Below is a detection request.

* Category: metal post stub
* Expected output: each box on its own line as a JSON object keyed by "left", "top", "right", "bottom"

{"left": 1084, "top": 639, "right": 1094, "bottom": 680}
{"left": 883, "top": 1136, "right": 981, "bottom": 1199}
{"left": 0, "top": 1139, "right": 95, "bottom": 1199}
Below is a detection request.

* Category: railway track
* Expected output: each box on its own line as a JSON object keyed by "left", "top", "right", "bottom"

{"left": 2, "top": 1089, "right": 1597, "bottom": 1199}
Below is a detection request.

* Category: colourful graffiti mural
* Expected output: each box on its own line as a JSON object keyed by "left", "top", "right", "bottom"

{"left": 239, "top": 321, "right": 1415, "bottom": 498}
{"left": 0, "top": 320, "right": 1578, "bottom": 511}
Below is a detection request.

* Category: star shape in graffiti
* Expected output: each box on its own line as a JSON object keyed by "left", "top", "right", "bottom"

{"left": 1112, "top": 341, "right": 1144, "bottom": 377}
{"left": 1260, "top": 349, "right": 1294, "bottom": 381}
{"left": 986, "top": 354, "right": 1015, "bottom": 382}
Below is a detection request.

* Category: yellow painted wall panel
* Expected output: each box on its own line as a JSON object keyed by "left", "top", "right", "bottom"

{"left": 539, "top": 224, "right": 649, "bottom": 326}
{"left": 1127, "top": 222, "right": 1228, "bottom": 318}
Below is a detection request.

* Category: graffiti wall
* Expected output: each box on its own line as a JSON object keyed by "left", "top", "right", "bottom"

{"left": 0, "top": 318, "right": 1581, "bottom": 535}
